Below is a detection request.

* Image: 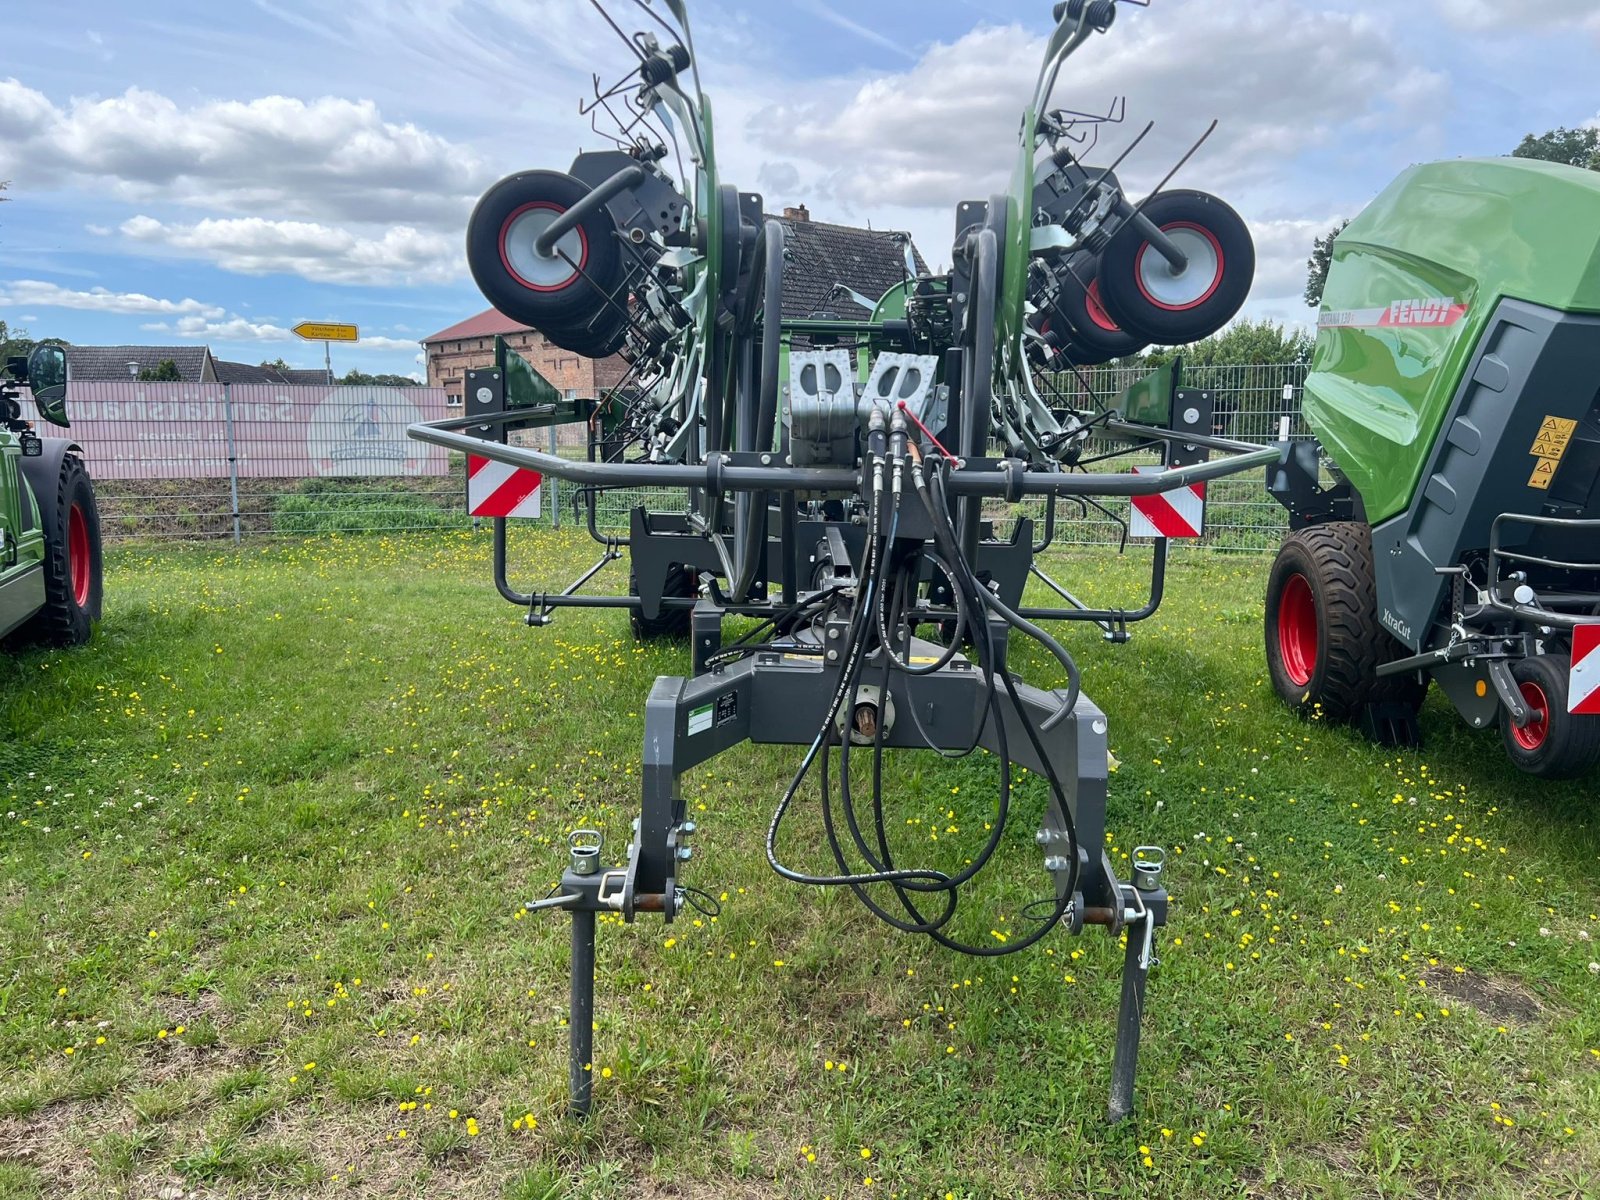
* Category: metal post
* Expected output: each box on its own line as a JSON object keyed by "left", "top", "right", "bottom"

{"left": 548, "top": 425, "right": 561, "bottom": 531}
{"left": 222, "top": 382, "right": 241, "bottom": 545}
{"left": 569, "top": 908, "right": 596, "bottom": 1117}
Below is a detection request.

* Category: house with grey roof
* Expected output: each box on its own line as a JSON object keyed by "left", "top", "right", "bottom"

{"left": 67, "top": 345, "right": 219, "bottom": 383}
{"left": 65, "top": 344, "right": 332, "bottom": 386}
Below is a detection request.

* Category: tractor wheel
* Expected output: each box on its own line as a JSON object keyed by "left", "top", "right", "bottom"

{"left": 629, "top": 563, "right": 694, "bottom": 640}
{"left": 18, "top": 454, "right": 102, "bottom": 647}
{"left": 1264, "top": 522, "right": 1395, "bottom": 724}
{"left": 1499, "top": 655, "right": 1600, "bottom": 779}
{"left": 1097, "top": 190, "right": 1254, "bottom": 346}
{"left": 466, "top": 170, "right": 624, "bottom": 331}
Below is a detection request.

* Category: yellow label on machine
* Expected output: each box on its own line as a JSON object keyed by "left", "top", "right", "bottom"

{"left": 1528, "top": 416, "right": 1578, "bottom": 490}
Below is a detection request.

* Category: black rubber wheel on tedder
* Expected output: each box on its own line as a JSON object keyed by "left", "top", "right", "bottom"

{"left": 466, "top": 170, "right": 624, "bottom": 331}
{"left": 1499, "top": 654, "right": 1600, "bottom": 779}
{"left": 1037, "top": 252, "right": 1147, "bottom": 366}
{"left": 1264, "top": 521, "right": 1420, "bottom": 724}
{"left": 1097, "top": 189, "right": 1255, "bottom": 346}
{"left": 16, "top": 454, "right": 102, "bottom": 647}
{"left": 630, "top": 562, "right": 695, "bottom": 640}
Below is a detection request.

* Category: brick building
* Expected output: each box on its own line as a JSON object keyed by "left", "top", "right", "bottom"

{"left": 423, "top": 206, "right": 926, "bottom": 405}
{"left": 422, "top": 310, "right": 629, "bottom": 408}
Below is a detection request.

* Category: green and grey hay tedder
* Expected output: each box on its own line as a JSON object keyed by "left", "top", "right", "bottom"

{"left": 410, "top": 0, "right": 1267, "bottom": 1120}
{"left": 1265, "top": 159, "right": 1600, "bottom": 778}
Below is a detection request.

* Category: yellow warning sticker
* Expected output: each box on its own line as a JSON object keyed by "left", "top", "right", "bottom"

{"left": 1528, "top": 416, "right": 1578, "bottom": 490}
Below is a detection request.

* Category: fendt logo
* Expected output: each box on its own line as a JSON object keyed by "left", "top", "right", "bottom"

{"left": 1319, "top": 299, "right": 1468, "bottom": 330}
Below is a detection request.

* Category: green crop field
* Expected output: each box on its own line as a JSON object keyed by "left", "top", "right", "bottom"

{"left": 3, "top": 531, "right": 1599, "bottom": 1199}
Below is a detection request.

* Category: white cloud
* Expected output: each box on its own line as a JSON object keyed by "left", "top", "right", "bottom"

{"left": 117, "top": 215, "right": 460, "bottom": 286}
{"left": 746, "top": 3, "right": 1445, "bottom": 219}
{"left": 1242, "top": 215, "right": 1342, "bottom": 311}
{"left": 0, "top": 278, "right": 224, "bottom": 319}
{"left": 140, "top": 315, "right": 293, "bottom": 342}
{"left": 351, "top": 335, "right": 421, "bottom": 351}
{"left": 0, "top": 78, "right": 491, "bottom": 228}
{"left": 1433, "top": 0, "right": 1600, "bottom": 36}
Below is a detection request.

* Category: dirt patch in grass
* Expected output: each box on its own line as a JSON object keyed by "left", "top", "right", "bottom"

{"left": 1423, "top": 967, "right": 1543, "bottom": 1026}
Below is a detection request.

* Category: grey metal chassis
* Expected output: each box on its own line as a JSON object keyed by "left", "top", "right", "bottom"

{"left": 542, "top": 609, "right": 1168, "bottom": 1123}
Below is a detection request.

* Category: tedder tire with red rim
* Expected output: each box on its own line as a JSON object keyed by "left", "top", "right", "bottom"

{"left": 1035, "top": 252, "right": 1147, "bottom": 366}
{"left": 1264, "top": 521, "right": 1420, "bottom": 724}
{"left": 465, "top": 170, "right": 625, "bottom": 333}
{"left": 1499, "top": 654, "right": 1600, "bottom": 779}
{"left": 19, "top": 453, "right": 102, "bottom": 647}
{"left": 1097, "top": 189, "right": 1254, "bottom": 346}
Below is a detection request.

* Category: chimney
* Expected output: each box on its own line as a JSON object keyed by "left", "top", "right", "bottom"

{"left": 783, "top": 204, "right": 810, "bottom": 222}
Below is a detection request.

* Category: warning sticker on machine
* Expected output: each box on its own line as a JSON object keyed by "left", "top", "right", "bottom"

{"left": 1528, "top": 415, "right": 1578, "bottom": 490}
{"left": 688, "top": 694, "right": 739, "bottom": 736}
{"left": 688, "top": 704, "right": 714, "bottom": 736}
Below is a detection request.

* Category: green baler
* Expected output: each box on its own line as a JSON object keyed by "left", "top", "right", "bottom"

{"left": 1265, "top": 157, "right": 1600, "bottom": 777}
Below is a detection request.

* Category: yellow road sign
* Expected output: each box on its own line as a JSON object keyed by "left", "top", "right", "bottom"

{"left": 293, "top": 321, "right": 359, "bottom": 342}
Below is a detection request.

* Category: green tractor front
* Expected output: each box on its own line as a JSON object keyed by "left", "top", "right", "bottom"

{"left": 1, "top": 343, "right": 103, "bottom": 647}
{"left": 1265, "top": 157, "right": 1600, "bottom": 778}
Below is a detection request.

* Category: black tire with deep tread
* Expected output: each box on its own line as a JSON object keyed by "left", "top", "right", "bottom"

{"left": 629, "top": 562, "right": 694, "bottom": 640}
{"left": 1499, "top": 655, "right": 1600, "bottom": 779}
{"left": 18, "top": 454, "right": 102, "bottom": 647}
{"left": 1264, "top": 521, "right": 1406, "bottom": 724}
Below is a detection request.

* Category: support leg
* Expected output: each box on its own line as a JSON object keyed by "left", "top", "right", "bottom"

{"left": 569, "top": 907, "right": 597, "bottom": 1117}
{"left": 1106, "top": 905, "right": 1152, "bottom": 1124}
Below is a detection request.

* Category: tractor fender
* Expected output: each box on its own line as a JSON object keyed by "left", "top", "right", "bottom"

{"left": 17, "top": 437, "right": 87, "bottom": 538}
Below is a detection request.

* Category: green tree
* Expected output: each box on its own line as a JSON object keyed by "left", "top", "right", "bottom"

{"left": 1512, "top": 126, "right": 1600, "bottom": 170}
{"left": 259, "top": 357, "right": 293, "bottom": 372}
{"left": 137, "top": 359, "right": 182, "bottom": 382}
{"left": 1144, "top": 319, "right": 1314, "bottom": 369}
{"left": 0, "top": 318, "right": 33, "bottom": 363}
{"left": 1304, "top": 219, "right": 1350, "bottom": 309}
{"left": 340, "top": 369, "right": 418, "bottom": 387}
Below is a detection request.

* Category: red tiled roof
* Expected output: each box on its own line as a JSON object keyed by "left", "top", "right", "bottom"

{"left": 422, "top": 307, "right": 535, "bottom": 345}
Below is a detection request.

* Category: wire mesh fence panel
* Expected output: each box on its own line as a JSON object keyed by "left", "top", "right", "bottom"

{"left": 75, "top": 365, "right": 1309, "bottom": 549}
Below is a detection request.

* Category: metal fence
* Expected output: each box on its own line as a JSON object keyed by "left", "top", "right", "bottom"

{"left": 80, "top": 364, "right": 1308, "bottom": 550}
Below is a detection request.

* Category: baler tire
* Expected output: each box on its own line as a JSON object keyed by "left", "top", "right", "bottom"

{"left": 17, "top": 454, "right": 102, "bottom": 648}
{"left": 1499, "top": 655, "right": 1600, "bottom": 780}
{"left": 629, "top": 562, "right": 694, "bottom": 640}
{"left": 1264, "top": 522, "right": 1388, "bottom": 724}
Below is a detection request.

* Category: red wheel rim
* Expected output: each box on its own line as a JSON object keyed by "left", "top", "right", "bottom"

{"left": 68, "top": 503, "right": 90, "bottom": 608}
{"left": 1085, "top": 280, "right": 1121, "bottom": 332}
{"left": 1134, "top": 221, "right": 1225, "bottom": 312}
{"left": 1278, "top": 572, "right": 1317, "bottom": 688}
{"left": 1511, "top": 681, "right": 1549, "bottom": 751}
{"left": 498, "top": 201, "right": 589, "bottom": 292}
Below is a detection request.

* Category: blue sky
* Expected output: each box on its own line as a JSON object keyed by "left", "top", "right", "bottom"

{"left": 2, "top": 0, "right": 1596, "bottom": 379}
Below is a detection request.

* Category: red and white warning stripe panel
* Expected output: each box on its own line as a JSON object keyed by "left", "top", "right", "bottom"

{"left": 468, "top": 454, "right": 543, "bottom": 519}
{"left": 1570, "top": 626, "right": 1600, "bottom": 715}
{"left": 1129, "top": 466, "right": 1206, "bottom": 540}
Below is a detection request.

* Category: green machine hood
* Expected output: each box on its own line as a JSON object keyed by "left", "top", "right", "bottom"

{"left": 1304, "top": 157, "right": 1600, "bottom": 522}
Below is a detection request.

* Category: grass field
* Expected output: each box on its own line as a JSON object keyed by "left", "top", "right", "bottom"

{"left": 3, "top": 529, "right": 1599, "bottom": 1199}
